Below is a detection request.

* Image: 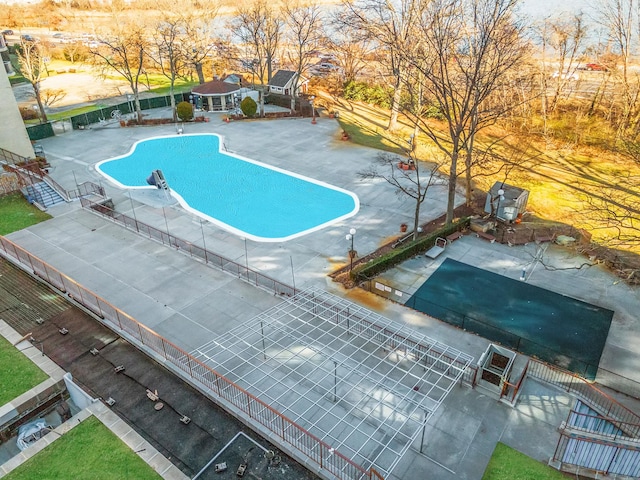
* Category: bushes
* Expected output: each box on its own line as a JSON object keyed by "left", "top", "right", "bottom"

{"left": 241, "top": 96, "right": 258, "bottom": 117}
{"left": 343, "top": 80, "right": 394, "bottom": 109}
{"left": 19, "top": 106, "right": 38, "bottom": 121}
{"left": 352, "top": 217, "right": 471, "bottom": 282}
{"left": 176, "top": 101, "right": 193, "bottom": 121}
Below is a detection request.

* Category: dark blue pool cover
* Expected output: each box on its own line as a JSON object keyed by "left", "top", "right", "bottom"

{"left": 406, "top": 258, "right": 614, "bottom": 379}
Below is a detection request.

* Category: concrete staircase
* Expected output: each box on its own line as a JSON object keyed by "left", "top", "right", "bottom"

{"left": 24, "top": 181, "right": 66, "bottom": 208}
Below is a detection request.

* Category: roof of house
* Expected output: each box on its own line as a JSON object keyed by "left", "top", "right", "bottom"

{"left": 222, "top": 74, "right": 244, "bottom": 85}
{"left": 269, "top": 70, "right": 297, "bottom": 87}
{"left": 191, "top": 80, "right": 241, "bottom": 96}
{"left": 488, "top": 182, "right": 528, "bottom": 200}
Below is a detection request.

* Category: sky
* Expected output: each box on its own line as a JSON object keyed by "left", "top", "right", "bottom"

{"left": 519, "top": 0, "right": 596, "bottom": 20}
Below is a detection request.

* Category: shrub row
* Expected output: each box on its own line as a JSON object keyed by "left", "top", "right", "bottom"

{"left": 352, "top": 217, "right": 471, "bottom": 282}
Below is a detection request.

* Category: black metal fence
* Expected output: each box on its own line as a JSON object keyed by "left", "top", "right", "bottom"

{"left": 362, "top": 278, "right": 599, "bottom": 379}
{"left": 70, "top": 93, "right": 191, "bottom": 129}
{"left": 79, "top": 197, "right": 295, "bottom": 298}
{"left": 26, "top": 122, "right": 55, "bottom": 141}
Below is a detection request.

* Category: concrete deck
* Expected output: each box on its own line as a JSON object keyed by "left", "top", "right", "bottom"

{"left": 5, "top": 110, "right": 640, "bottom": 479}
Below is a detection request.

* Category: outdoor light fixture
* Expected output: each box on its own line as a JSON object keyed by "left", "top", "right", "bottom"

{"left": 310, "top": 96, "right": 316, "bottom": 124}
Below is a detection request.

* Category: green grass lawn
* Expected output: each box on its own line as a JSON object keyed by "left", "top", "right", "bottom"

{"left": 0, "top": 192, "right": 52, "bottom": 235}
{"left": 482, "top": 443, "right": 567, "bottom": 480}
{"left": 0, "top": 335, "right": 48, "bottom": 405}
{"left": 4, "top": 416, "right": 163, "bottom": 480}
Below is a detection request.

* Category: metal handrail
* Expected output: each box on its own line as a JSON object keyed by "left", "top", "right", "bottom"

{"left": 0, "top": 235, "right": 381, "bottom": 480}
{"left": 80, "top": 197, "right": 296, "bottom": 298}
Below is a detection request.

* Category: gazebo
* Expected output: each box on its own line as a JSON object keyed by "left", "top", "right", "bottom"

{"left": 190, "top": 76, "right": 243, "bottom": 112}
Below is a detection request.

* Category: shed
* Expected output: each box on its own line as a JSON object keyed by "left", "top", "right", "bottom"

{"left": 267, "top": 70, "right": 308, "bottom": 96}
{"left": 484, "top": 182, "right": 529, "bottom": 222}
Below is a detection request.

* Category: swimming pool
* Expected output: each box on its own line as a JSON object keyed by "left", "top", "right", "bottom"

{"left": 95, "top": 134, "right": 359, "bottom": 242}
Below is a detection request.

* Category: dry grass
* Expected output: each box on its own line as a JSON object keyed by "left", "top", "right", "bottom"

{"left": 324, "top": 94, "right": 640, "bottom": 253}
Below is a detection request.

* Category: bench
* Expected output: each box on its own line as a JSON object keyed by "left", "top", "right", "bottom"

{"left": 426, "top": 237, "right": 447, "bottom": 259}
{"left": 476, "top": 231, "right": 496, "bottom": 243}
{"left": 446, "top": 231, "right": 464, "bottom": 243}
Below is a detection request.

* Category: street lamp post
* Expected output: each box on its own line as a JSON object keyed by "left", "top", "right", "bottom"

{"left": 496, "top": 188, "right": 505, "bottom": 220}
{"left": 234, "top": 93, "right": 240, "bottom": 115}
{"left": 346, "top": 227, "right": 356, "bottom": 274}
{"left": 310, "top": 96, "right": 316, "bottom": 124}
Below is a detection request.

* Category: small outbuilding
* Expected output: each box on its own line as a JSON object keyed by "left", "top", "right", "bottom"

{"left": 484, "top": 182, "right": 529, "bottom": 222}
{"left": 267, "top": 70, "right": 308, "bottom": 96}
{"left": 190, "top": 75, "right": 244, "bottom": 112}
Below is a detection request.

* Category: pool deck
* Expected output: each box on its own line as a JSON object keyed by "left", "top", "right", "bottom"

{"left": 6, "top": 109, "right": 640, "bottom": 479}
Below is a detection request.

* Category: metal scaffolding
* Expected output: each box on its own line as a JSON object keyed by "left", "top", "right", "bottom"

{"left": 192, "top": 287, "right": 474, "bottom": 477}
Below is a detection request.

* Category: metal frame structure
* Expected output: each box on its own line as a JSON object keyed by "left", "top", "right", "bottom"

{"left": 192, "top": 287, "right": 474, "bottom": 477}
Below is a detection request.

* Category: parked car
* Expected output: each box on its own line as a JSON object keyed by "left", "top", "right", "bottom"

{"left": 586, "top": 63, "right": 609, "bottom": 71}
{"left": 20, "top": 34, "right": 37, "bottom": 42}
{"left": 2, "top": 29, "right": 14, "bottom": 36}
{"left": 552, "top": 70, "right": 579, "bottom": 81}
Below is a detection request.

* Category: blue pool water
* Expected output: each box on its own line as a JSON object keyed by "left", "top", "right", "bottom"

{"left": 96, "top": 134, "right": 359, "bottom": 241}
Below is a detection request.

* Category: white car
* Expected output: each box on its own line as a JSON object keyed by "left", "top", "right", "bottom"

{"left": 552, "top": 70, "right": 579, "bottom": 81}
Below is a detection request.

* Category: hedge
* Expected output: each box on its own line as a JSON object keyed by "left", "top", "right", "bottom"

{"left": 352, "top": 217, "right": 471, "bottom": 282}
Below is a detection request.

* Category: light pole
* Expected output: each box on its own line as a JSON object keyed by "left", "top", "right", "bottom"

{"left": 310, "top": 96, "right": 316, "bottom": 124}
{"left": 234, "top": 93, "right": 240, "bottom": 115}
{"left": 496, "top": 188, "right": 505, "bottom": 220}
{"left": 126, "top": 93, "right": 133, "bottom": 114}
{"left": 346, "top": 227, "right": 356, "bottom": 273}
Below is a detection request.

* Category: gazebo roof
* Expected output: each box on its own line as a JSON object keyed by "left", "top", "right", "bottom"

{"left": 191, "top": 80, "right": 241, "bottom": 96}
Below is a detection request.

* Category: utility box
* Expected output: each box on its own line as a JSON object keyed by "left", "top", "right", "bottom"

{"left": 484, "top": 182, "right": 529, "bottom": 222}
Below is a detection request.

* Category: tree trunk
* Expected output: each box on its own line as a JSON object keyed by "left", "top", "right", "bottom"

{"left": 387, "top": 76, "right": 402, "bottom": 131}
{"left": 33, "top": 83, "right": 48, "bottom": 123}
{"left": 445, "top": 150, "right": 459, "bottom": 225}
{"left": 195, "top": 62, "right": 205, "bottom": 84}
{"left": 134, "top": 93, "right": 143, "bottom": 123}
{"left": 169, "top": 82, "right": 177, "bottom": 122}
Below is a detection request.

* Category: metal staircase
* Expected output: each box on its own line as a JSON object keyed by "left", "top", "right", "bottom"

{"left": 24, "top": 181, "right": 66, "bottom": 208}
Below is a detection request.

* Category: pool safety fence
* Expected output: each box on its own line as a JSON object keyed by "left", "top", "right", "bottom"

{"left": 0, "top": 236, "right": 383, "bottom": 480}
{"left": 79, "top": 197, "right": 295, "bottom": 298}
{"left": 364, "top": 279, "right": 640, "bottom": 436}
{"left": 362, "top": 278, "right": 600, "bottom": 379}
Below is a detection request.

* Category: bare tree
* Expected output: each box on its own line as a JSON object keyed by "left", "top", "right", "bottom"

{"left": 92, "top": 15, "right": 148, "bottom": 123}
{"left": 598, "top": 0, "right": 634, "bottom": 85}
{"left": 325, "top": 20, "right": 373, "bottom": 83}
{"left": 360, "top": 144, "right": 446, "bottom": 240}
{"left": 537, "top": 14, "right": 588, "bottom": 114}
{"left": 233, "top": 0, "right": 283, "bottom": 85}
{"left": 181, "top": 7, "right": 220, "bottom": 85}
{"left": 15, "top": 40, "right": 48, "bottom": 123}
{"left": 150, "top": 8, "right": 189, "bottom": 121}
{"left": 42, "top": 88, "right": 67, "bottom": 107}
{"left": 339, "top": 0, "right": 420, "bottom": 131}
{"left": 408, "top": 0, "right": 528, "bottom": 224}
{"left": 282, "top": 0, "right": 324, "bottom": 112}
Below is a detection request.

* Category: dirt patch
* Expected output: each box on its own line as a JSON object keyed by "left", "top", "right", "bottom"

{"left": 14, "top": 72, "right": 132, "bottom": 108}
